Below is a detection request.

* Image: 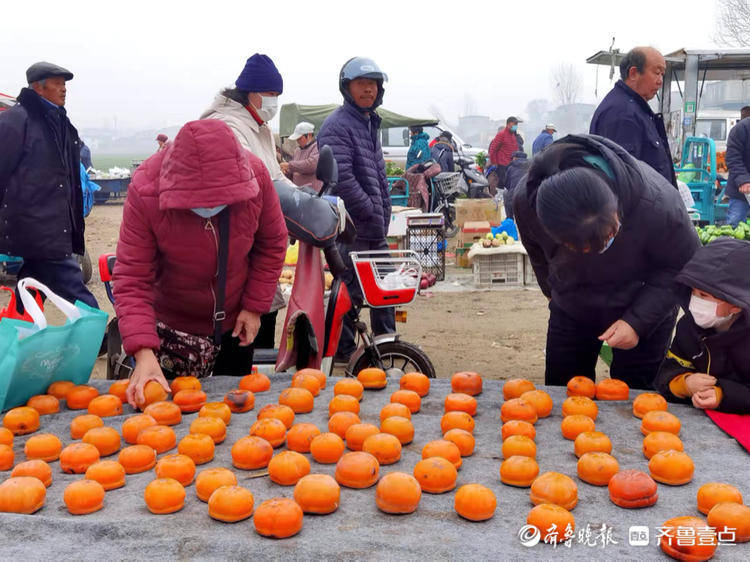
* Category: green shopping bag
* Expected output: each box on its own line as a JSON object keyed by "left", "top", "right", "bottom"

{"left": 0, "top": 278, "right": 108, "bottom": 411}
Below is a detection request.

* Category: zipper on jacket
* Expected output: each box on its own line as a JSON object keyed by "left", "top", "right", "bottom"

{"left": 205, "top": 219, "right": 219, "bottom": 333}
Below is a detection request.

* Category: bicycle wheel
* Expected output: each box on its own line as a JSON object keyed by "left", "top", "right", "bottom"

{"left": 348, "top": 340, "right": 436, "bottom": 379}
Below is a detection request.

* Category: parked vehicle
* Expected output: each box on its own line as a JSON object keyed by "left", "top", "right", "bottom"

{"left": 381, "top": 124, "right": 482, "bottom": 167}
{"left": 455, "top": 155, "right": 490, "bottom": 198}
{"left": 100, "top": 147, "right": 436, "bottom": 380}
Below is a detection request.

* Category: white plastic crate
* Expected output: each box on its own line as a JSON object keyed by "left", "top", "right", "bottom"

{"left": 523, "top": 254, "right": 538, "bottom": 287}
{"left": 472, "top": 252, "right": 524, "bottom": 286}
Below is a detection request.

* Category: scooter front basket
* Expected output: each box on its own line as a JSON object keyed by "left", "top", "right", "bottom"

{"left": 350, "top": 250, "right": 422, "bottom": 308}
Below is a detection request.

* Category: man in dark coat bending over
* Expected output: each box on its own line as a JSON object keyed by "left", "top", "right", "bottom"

{"left": 0, "top": 62, "right": 97, "bottom": 309}
{"left": 590, "top": 46, "right": 676, "bottom": 187}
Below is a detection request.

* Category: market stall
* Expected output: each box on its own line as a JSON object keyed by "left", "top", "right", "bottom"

{"left": 1, "top": 375, "right": 749, "bottom": 559}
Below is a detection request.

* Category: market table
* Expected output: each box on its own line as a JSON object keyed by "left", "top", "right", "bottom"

{"left": 1, "top": 375, "right": 749, "bottom": 560}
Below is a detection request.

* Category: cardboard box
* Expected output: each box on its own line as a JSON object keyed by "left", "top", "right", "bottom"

{"left": 456, "top": 220, "right": 491, "bottom": 248}
{"left": 455, "top": 199, "right": 503, "bottom": 227}
{"left": 388, "top": 208, "right": 422, "bottom": 237}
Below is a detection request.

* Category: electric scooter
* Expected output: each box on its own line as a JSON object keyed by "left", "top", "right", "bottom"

{"left": 100, "top": 147, "right": 435, "bottom": 380}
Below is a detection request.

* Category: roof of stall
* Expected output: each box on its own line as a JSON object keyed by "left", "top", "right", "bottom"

{"left": 280, "top": 103, "right": 438, "bottom": 137}
{"left": 587, "top": 48, "right": 750, "bottom": 81}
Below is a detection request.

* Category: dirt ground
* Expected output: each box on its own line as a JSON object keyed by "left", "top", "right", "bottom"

{"left": 2, "top": 204, "right": 610, "bottom": 384}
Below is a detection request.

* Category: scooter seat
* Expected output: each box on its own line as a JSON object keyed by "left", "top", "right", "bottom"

{"left": 254, "top": 348, "right": 279, "bottom": 364}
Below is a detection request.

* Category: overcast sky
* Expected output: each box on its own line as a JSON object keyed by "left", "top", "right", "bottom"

{"left": 1, "top": 0, "right": 718, "bottom": 131}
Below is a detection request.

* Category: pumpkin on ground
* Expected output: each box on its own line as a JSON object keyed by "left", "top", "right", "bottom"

{"left": 173, "top": 389, "right": 207, "bottom": 413}
{"left": 82, "top": 426, "right": 121, "bottom": 457}
{"left": 309, "top": 433, "right": 346, "bottom": 464}
{"left": 143, "top": 401, "right": 182, "bottom": 426}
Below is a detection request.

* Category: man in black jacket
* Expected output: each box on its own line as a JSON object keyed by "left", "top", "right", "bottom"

{"left": 590, "top": 47, "right": 676, "bottom": 187}
{"left": 656, "top": 238, "right": 750, "bottom": 413}
{"left": 725, "top": 106, "right": 750, "bottom": 227}
{"left": 0, "top": 62, "right": 97, "bottom": 309}
{"left": 513, "top": 135, "right": 699, "bottom": 388}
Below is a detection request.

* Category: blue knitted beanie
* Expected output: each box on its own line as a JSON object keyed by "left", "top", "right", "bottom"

{"left": 235, "top": 53, "right": 283, "bottom": 94}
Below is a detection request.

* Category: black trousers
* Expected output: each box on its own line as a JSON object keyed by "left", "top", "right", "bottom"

{"left": 544, "top": 302, "right": 677, "bottom": 390}
{"left": 255, "top": 310, "right": 278, "bottom": 349}
{"left": 212, "top": 330, "right": 254, "bottom": 377}
{"left": 16, "top": 257, "right": 98, "bottom": 312}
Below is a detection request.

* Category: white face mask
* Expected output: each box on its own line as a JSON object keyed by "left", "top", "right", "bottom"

{"left": 255, "top": 95, "right": 278, "bottom": 123}
{"left": 191, "top": 204, "right": 227, "bottom": 218}
{"left": 688, "top": 294, "right": 735, "bottom": 329}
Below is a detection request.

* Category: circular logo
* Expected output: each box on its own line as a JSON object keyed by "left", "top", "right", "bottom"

{"left": 518, "top": 524, "right": 541, "bottom": 547}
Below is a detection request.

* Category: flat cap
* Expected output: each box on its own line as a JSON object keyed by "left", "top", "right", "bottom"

{"left": 26, "top": 61, "right": 74, "bottom": 84}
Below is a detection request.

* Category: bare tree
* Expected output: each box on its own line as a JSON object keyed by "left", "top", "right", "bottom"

{"left": 525, "top": 99, "right": 550, "bottom": 123}
{"left": 551, "top": 63, "right": 583, "bottom": 107}
{"left": 714, "top": 0, "right": 750, "bottom": 47}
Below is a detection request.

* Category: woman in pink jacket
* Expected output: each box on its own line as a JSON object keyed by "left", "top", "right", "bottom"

{"left": 113, "top": 120, "right": 287, "bottom": 407}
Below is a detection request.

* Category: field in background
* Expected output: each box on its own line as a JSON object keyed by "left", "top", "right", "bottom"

{"left": 92, "top": 154, "right": 150, "bottom": 171}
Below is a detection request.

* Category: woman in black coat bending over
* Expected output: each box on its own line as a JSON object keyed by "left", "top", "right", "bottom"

{"left": 513, "top": 135, "right": 700, "bottom": 389}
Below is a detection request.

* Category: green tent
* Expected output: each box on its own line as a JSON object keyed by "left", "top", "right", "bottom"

{"left": 280, "top": 103, "right": 438, "bottom": 138}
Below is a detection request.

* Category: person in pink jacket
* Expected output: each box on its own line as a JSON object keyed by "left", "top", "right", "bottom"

{"left": 281, "top": 121, "right": 322, "bottom": 191}
{"left": 113, "top": 119, "right": 287, "bottom": 406}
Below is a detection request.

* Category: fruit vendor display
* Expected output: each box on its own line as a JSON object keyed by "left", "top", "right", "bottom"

{"left": 0, "top": 370, "right": 748, "bottom": 562}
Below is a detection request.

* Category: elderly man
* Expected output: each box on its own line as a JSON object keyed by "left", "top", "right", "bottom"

{"left": 318, "top": 56, "right": 395, "bottom": 361}
{"left": 532, "top": 123, "right": 556, "bottom": 155}
{"left": 201, "top": 53, "right": 291, "bottom": 350}
{"left": 590, "top": 46, "right": 676, "bottom": 186}
{"left": 725, "top": 106, "right": 750, "bottom": 227}
{"left": 282, "top": 121, "right": 321, "bottom": 191}
{"left": 0, "top": 61, "right": 97, "bottom": 309}
{"left": 488, "top": 116, "right": 521, "bottom": 187}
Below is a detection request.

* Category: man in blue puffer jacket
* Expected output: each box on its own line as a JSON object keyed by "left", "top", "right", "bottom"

{"left": 318, "top": 57, "right": 395, "bottom": 360}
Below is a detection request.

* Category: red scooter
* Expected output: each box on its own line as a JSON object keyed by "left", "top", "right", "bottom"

{"left": 100, "top": 147, "right": 435, "bottom": 379}
{"left": 267, "top": 146, "right": 434, "bottom": 378}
